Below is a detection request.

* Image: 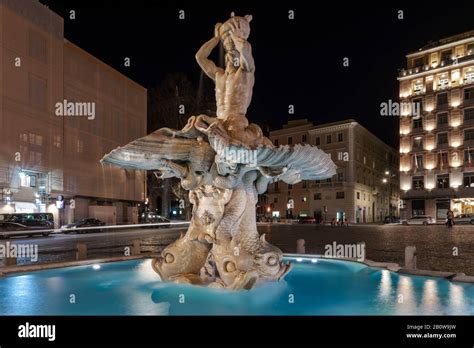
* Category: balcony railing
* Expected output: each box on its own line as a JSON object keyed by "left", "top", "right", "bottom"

{"left": 436, "top": 102, "right": 449, "bottom": 111}
{"left": 464, "top": 98, "right": 474, "bottom": 106}
{"left": 436, "top": 142, "right": 449, "bottom": 150}
{"left": 438, "top": 84, "right": 450, "bottom": 90}
{"left": 463, "top": 138, "right": 474, "bottom": 147}
{"left": 412, "top": 126, "right": 424, "bottom": 134}
{"left": 399, "top": 54, "right": 474, "bottom": 77}
{"left": 464, "top": 78, "right": 474, "bottom": 86}
{"left": 458, "top": 54, "right": 474, "bottom": 64}
{"left": 436, "top": 122, "right": 450, "bottom": 130}
{"left": 311, "top": 182, "right": 344, "bottom": 189}
{"left": 463, "top": 118, "right": 474, "bottom": 126}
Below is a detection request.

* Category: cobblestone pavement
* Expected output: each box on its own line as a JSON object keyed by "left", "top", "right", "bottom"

{"left": 2, "top": 223, "right": 473, "bottom": 275}
{"left": 259, "top": 223, "right": 474, "bottom": 276}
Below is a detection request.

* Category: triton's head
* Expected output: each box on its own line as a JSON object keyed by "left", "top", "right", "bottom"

{"left": 220, "top": 12, "right": 253, "bottom": 51}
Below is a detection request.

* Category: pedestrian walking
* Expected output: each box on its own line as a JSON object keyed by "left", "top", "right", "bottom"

{"left": 446, "top": 210, "right": 454, "bottom": 228}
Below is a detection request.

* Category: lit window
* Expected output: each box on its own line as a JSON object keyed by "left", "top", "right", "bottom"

{"left": 413, "top": 80, "right": 424, "bottom": 94}
{"left": 467, "top": 43, "right": 474, "bottom": 55}
{"left": 53, "top": 135, "right": 61, "bottom": 148}
{"left": 412, "top": 176, "right": 424, "bottom": 190}
{"left": 438, "top": 77, "right": 449, "bottom": 89}
{"left": 436, "top": 174, "right": 449, "bottom": 189}
{"left": 465, "top": 70, "right": 474, "bottom": 83}
{"left": 463, "top": 172, "right": 474, "bottom": 187}
{"left": 20, "top": 173, "right": 30, "bottom": 187}
{"left": 76, "top": 140, "right": 84, "bottom": 153}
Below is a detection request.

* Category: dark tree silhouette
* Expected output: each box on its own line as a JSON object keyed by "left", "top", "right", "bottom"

{"left": 146, "top": 72, "right": 215, "bottom": 218}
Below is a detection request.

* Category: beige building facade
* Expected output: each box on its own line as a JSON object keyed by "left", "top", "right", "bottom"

{"left": 398, "top": 30, "right": 474, "bottom": 220}
{"left": 0, "top": 0, "right": 147, "bottom": 225}
{"left": 265, "top": 119, "right": 399, "bottom": 223}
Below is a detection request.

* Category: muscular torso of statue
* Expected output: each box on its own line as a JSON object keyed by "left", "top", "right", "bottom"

{"left": 215, "top": 68, "right": 254, "bottom": 125}
{"left": 195, "top": 15, "right": 272, "bottom": 148}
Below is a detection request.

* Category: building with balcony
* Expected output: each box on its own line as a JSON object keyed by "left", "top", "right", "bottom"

{"left": 265, "top": 119, "right": 399, "bottom": 223}
{"left": 398, "top": 30, "right": 474, "bottom": 220}
{"left": 0, "top": 0, "right": 147, "bottom": 225}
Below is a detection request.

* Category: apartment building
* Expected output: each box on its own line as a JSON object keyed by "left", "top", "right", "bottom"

{"left": 0, "top": 0, "right": 147, "bottom": 225}
{"left": 265, "top": 119, "right": 399, "bottom": 223}
{"left": 398, "top": 30, "right": 474, "bottom": 220}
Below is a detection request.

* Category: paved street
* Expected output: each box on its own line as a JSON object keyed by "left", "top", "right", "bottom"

{"left": 0, "top": 227, "right": 186, "bottom": 266}
{"left": 1, "top": 224, "right": 474, "bottom": 275}
{"left": 261, "top": 223, "right": 474, "bottom": 276}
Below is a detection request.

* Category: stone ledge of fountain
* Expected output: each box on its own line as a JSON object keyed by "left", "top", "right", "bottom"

{"left": 3, "top": 253, "right": 474, "bottom": 284}
{"left": 286, "top": 253, "right": 474, "bottom": 283}
{"left": 451, "top": 274, "right": 474, "bottom": 283}
{"left": 401, "top": 268, "right": 474, "bottom": 284}
{"left": 398, "top": 268, "right": 460, "bottom": 279}
{"left": 0, "top": 253, "right": 156, "bottom": 276}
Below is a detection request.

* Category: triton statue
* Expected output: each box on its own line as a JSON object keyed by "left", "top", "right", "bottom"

{"left": 101, "top": 13, "right": 336, "bottom": 290}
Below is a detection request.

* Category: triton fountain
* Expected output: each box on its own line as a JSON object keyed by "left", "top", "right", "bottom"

{"left": 101, "top": 13, "right": 337, "bottom": 290}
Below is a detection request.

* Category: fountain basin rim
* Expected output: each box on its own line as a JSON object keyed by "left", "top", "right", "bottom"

{"left": 1, "top": 253, "right": 473, "bottom": 284}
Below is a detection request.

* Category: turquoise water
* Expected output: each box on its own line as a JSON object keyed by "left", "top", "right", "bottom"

{"left": 0, "top": 257, "right": 473, "bottom": 315}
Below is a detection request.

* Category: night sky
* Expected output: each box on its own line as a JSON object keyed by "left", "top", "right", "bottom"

{"left": 41, "top": 0, "right": 474, "bottom": 148}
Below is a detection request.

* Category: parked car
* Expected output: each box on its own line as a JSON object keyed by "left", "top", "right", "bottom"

{"left": 0, "top": 221, "right": 52, "bottom": 239}
{"left": 454, "top": 214, "right": 474, "bottom": 225}
{"left": 297, "top": 216, "right": 316, "bottom": 224}
{"left": 402, "top": 216, "right": 436, "bottom": 225}
{"left": 0, "top": 213, "right": 54, "bottom": 229}
{"left": 383, "top": 216, "right": 401, "bottom": 224}
{"left": 61, "top": 218, "right": 105, "bottom": 234}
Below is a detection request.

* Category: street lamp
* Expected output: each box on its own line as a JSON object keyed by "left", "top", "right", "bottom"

{"left": 383, "top": 171, "right": 397, "bottom": 220}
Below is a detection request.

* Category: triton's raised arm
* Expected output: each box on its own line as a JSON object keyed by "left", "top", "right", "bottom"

{"left": 195, "top": 23, "right": 224, "bottom": 81}
{"left": 230, "top": 31, "right": 255, "bottom": 73}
